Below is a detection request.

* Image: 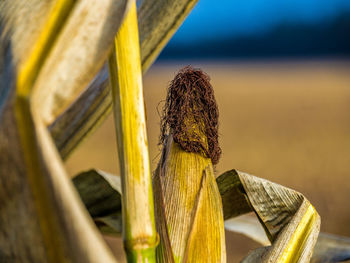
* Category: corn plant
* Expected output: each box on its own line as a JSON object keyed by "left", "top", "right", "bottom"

{"left": 0, "top": 0, "right": 349, "bottom": 262}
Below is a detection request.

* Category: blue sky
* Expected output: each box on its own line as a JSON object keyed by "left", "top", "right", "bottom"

{"left": 171, "top": 0, "right": 350, "bottom": 44}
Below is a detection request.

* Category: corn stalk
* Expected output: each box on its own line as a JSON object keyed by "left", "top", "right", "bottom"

{"left": 108, "top": 2, "right": 158, "bottom": 261}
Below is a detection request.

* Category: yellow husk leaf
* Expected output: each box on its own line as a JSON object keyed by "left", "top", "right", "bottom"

{"left": 153, "top": 135, "right": 226, "bottom": 263}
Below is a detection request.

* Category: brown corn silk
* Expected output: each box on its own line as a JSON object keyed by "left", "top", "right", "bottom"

{"left": 160, "top": 66, "right": 221, "bottom": 165}
{"left": 154, "top": 67, "right": 226, "bottom": 262}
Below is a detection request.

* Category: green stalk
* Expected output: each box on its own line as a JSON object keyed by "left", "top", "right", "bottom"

{"left": 108, "top": 2, "right": 158, "bottom": 262}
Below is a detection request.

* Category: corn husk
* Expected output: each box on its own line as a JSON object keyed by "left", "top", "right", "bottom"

{"left": 152, "top": 135, "right": 226, "bottom": 262}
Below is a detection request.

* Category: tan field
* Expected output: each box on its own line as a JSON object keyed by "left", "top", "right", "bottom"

{"left": 66, "top": 60, "right": 350, "bottom": 262}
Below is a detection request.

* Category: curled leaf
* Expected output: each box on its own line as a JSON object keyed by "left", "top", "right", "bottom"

{"left": 221, "top": 170, "right": 321, "bottom": 263}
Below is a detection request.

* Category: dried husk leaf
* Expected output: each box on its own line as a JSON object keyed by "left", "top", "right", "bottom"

{"left": 221, "top": 170, "right": 320, "bottom": 263}
{"left": 72, "top": 170, "right": 122, "bottom": 219}
{"left": 216, "top": 168, "right": 251, "bottom": 220}
{"left": 72, "top": 170, "right": 123, "bottom": 236}
{"left": 202, "top": 171, "right": 350, "bottom": 263}
{"left": 32, "top": 0, "right": 131, "bottom": 125}
{"left": 73, "top": 170, "right": 123, "bottom": 234}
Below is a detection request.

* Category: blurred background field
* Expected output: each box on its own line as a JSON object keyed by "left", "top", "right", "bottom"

{"left": 66, "top": 60, "right": 350, "bottom": 262}
{"left": 66, "top": 0, "right": 350, "bottom": 261}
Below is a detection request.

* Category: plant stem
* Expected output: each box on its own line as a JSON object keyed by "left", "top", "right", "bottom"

{"left": 108, "top": 2, "right": 158, "bottom": 262}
